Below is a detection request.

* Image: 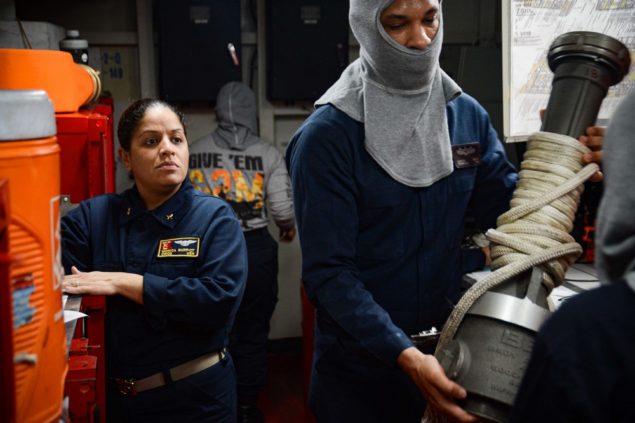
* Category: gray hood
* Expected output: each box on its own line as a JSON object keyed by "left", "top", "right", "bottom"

{"left": 316, "top": 0, "right": 461, "bottom": 187}
{"left": 213, "top": 81, "right": 260, "bottom": 151}
{"left": 596, "top": 90, "right": 635, "bottom": 292}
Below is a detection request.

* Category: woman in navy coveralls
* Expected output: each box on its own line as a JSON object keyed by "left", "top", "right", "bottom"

{"left": 61, "top": 99, "right": 247, "bottom": 422}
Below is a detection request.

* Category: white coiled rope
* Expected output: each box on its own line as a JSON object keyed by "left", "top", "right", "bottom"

{"left": 435, "top": 131, "right": 599, "bottom": 354}
{"left": 423, "top": 131, "right": 598, "bottom": 423}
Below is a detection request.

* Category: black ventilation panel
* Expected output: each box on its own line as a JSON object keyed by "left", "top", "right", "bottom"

{"left": 266, "top": 0, "right": 349, "bottom": 102}
{"left": 156, "top": 0, "right": 242, "bottom": 103}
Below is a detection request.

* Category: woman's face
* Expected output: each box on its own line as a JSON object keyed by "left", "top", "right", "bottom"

{"left": 380, "top": 0, "right": 440, "bottom": 50}
{"left": 120, "top": 104, "right": 188, "bottom": 201}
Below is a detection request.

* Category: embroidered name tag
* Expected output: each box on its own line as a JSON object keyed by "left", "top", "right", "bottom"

{"left": 157, "top": 237, "right": 200, "bottom": 258}
{"left": 452, "top": 142, "right": 481, "bottom": 169}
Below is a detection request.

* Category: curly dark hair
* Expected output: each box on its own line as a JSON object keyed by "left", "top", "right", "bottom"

{"left": 117, "top": 99, "right": 186, "bottom": 151}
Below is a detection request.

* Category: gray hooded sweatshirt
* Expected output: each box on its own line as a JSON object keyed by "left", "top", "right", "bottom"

{"left": 316, "top": 0, "right": 462, "bottom": 187}
{"left": 189, "top": 82, "right": 295, "bottom": 231}
{"left": 596, "top": 89, "right": 635, "bottom": 292}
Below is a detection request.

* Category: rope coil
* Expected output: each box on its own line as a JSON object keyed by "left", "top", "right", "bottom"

{"left": 436, "top": 131, "right": 598, "bottom": 352}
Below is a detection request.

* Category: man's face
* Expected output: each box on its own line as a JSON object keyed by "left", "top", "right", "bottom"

{"left": 380, "top": 0, "right": 440, "bottom": 50}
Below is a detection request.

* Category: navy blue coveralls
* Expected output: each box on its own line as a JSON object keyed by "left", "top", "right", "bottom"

{"left": 286, "top": 94, "right": 518, "bottom": 422}
{"left": 230, "top": 227, "right": 279, "bottom": 405}
{"left": 509, "top": 280, "right": 635, "bottom": 423}
{"left": 61, "top": 180, "right": 247, "bottom": 422}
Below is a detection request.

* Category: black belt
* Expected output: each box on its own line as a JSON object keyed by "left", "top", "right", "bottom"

{"left": 110, "top": 350, "right": 224, "bottom": 396}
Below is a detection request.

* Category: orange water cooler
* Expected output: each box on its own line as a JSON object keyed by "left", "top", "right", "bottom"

{"left": 55, "top": 103, "right": 112, "bottom": 423}
{"left": 0, "top": 89, "right": 67, "bottom": 423}
{"left": 56, "top": 104, "right": 115, "bottom": 203}
{"left": 0, "top": 48, "right": 112, "bottom": 423}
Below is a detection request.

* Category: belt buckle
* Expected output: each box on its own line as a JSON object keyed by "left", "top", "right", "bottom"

{"left": 114, "top": 378, "right": 137, "bottom": 396}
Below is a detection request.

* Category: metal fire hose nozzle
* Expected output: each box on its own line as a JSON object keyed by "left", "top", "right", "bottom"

{"left": 429, "top": 32, "right": 631, "bottom": 423}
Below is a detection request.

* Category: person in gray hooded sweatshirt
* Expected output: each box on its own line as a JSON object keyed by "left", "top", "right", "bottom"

{"left": 509, "top": 90, "right": 635, "bottom": 423}
{"left": 285, "top": 0, "right": 604, "bottom": 422}
{"left": 189, "top": 81, "right": 296, "bottom": 422}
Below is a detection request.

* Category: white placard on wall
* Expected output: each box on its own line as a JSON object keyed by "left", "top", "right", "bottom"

{"left": 502, "top": 0, "right": 635, "bottom": 143}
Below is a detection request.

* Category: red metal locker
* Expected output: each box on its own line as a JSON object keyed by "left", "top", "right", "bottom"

{"left": 56, "top": 105, "right": 116, "bottom": 203}
{"left": 57, "top": 98, "right": 114, "bottom": 423}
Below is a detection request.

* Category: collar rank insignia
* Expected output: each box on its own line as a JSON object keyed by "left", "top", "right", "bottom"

{"left": 157, "top": 237, "right": 200, "bottom": 258}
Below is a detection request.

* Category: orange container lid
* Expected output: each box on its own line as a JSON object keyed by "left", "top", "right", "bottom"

{"left": 0, "top": 49, "right": 99, "bottom": 113}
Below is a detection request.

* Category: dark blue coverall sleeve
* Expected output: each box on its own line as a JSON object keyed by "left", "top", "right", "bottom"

{"left": 287, "top": 118, "right": 413, "bottom": 365}
{"left": 61, "top": 194, "right": 247, "bottom": 332}
{"left": 142, "top": 202, "right": 247, "bottom": 330}
{"left": 60, "top": 201, "right": 94, "bottom": 273}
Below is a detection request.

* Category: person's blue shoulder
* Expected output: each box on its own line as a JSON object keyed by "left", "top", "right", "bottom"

{"left": 535, "top": 282, "right": 635, "bottom": 362}
{"left": 450, "top": 92, "right": 484, "bottom": 110}
{"left": 296, "top": 105, "right": 361, "bottom": 145}
{"left": 447, "top": 92, "right": 498, "bottom": 145}
{"left": 81, "top": 192, "right": 122, "bottom": 206}
{"left": 286, "top": 104, "right": 362, "bottom": 167}
{"left": 72, "top": 192, "right": 121, "bottom": 216}
{"left": 60, "top": 193, "right": 122, "bottom": 244}
{"left": 448, "top": 93, "right": 490, "bottom": 124}
{"left": 545, "top": 282, "right": 630, "bottom": 329}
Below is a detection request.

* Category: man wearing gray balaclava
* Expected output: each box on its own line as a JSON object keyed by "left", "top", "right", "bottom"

{"left": 286, "top": 1, "right": 598, "bottom": 422}
{"left": 509, "top": 90, "right": 635, "bottom": 423}
{"left": 287, "top": 1, "right": 502, "bottom": 420}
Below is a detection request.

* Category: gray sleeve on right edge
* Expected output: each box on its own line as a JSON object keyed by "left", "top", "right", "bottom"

{"left": 265, "top": 147, "right": 296, "bottom": 230}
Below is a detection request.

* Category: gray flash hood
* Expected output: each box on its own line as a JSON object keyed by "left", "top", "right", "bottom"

{"left": 596, "top": 90, "right": 635, "bottom": 292}
{"left": 316, "top": 0, "right": 461, "bottom": 187}
{"left": 213, "top": 81, "right": 260, "bottom": 151}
